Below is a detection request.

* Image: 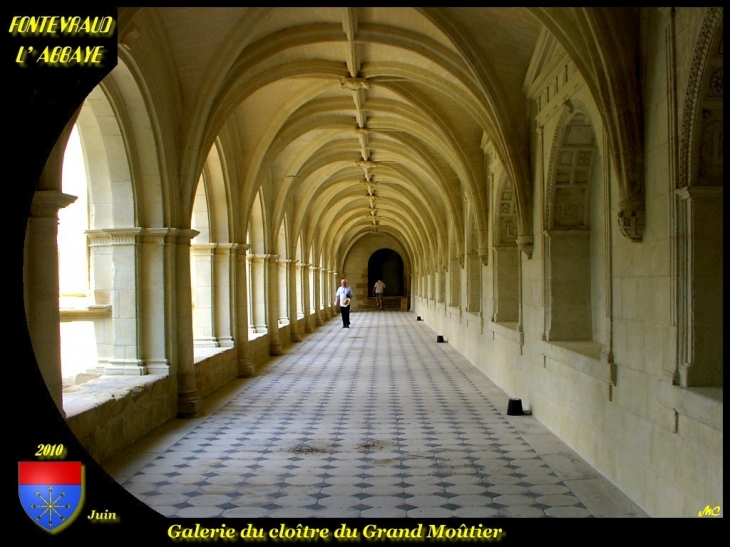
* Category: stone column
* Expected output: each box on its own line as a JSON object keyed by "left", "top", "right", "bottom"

{"left": 323, "top": 268, "right": 332, "bottom": 319}
{"left": 191, "top": 243, "right": 218, "bottom": 347}
{"left": 139, "top": 228, "right": 178, "bottom": 376}
{"left": 24, "top": 190, "right": 77, "bottom": 415}
{"left": 300, "top": 262, "right": 313, "bottom": 333}
{"left": 250, "top": 254, "right": 269, "bottom": 334}
{"left": 268, "top": 255, "right": 283, "bottom": 356}
{"left": 325, "top": 269, "right": 332, "bottom": 317}
{"left": 287, "top": 259, "right": 301, "bottom": 342}
{"left": 175, "top": 229, "right": 201, "bottom": 417}
{"left": 278, "top": 258, "right": 291, "bottom": 326}
{"left": 313, "top": 265, "right": 323, "bottom": 326}
{"left": 214, "top": 244, "right": 235, "bottom": 347}
{"left": 233, "top": 244, "right": 255, "bottom": 377}
{"left": 295, "top": 261, "right": 304, "bottom": 321}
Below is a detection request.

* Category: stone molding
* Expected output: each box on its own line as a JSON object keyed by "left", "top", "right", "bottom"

{"left": 679, "top": 7, "right": 723, "bottom": 189}
{"left": 177, "top": 229, "right": 200, "bottom": 245}
{"left": 232, "top": 243, "right": 251, "bottom": 256}
{"left": 88, "top": 227, "right": 202, "bottom": 247}
{"left": 191, "top": 243, "right": 217, "bottom": 256}
{"left": 87, "top": 227, "right": 144, "bottom": 246}
{"left": 138, "top": 227, "right": 179, "bottom": 245}
{"left": 675, "top": 185, "right": 722, "bottom": 201}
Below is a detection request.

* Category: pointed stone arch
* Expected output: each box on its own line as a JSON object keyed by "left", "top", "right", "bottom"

{"left": 368, "top": 248, "right": 405, "bottom": 298}
{"left": 675, "top": 8, "right": 723, "bottom": 387}
{"left": 543, "top": 106, "right": 605, "bottom": 342}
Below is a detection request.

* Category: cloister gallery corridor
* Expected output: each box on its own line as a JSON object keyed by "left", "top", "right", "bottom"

{"left": 104, "top": 310, "right": 646, "bottom": 519}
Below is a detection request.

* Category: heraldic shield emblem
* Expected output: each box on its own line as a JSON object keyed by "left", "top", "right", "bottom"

{"left": 18, "top": 461, "right": 84, "bottom": 533}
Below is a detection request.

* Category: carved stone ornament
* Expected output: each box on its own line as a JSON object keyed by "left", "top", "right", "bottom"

{"left": 617, "top": 200, "right": 645, "bottom": 241}
{"left": 340, "top": 77, "right": 371, "bottom": 91}
{"left": 516, "top": 235, "right": 533, "bottom": 259}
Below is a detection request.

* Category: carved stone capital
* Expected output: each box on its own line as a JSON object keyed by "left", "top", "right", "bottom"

{"left": 30, "top": 190, "right": 78, "bottom": 218}
{"left": 252, "top": 253, "right": 275, "bottom": 264}
{"left": 214, "top": 243, "right": 236, "bottom": 256}
{"left": 191, "top": 243, "right": 217, "bottom": 256}
{"left": 139, "top": 227, "right": 179, "bottom": 245}
{"left": 177, "top": 229, "right": 200, "bottom": 245}
{"left": 86, "top": 228, "right": 144, "bottom": 246}
{"left": 617, "top": 200, "right": 645, "bottom": 241}
{"left": 233, "top": 243, "right": 251, "bottom": 256}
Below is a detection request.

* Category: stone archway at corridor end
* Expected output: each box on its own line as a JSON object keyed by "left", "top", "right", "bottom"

{"left": 368, "top": 248, "right": 404, "bottom": 297}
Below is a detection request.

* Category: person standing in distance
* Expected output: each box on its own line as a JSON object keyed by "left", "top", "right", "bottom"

{"left": 334, "top": 278, "right": 353, "bottom": 328}
{"left": 373, "top": 279, "right": 386, "bottom": 309}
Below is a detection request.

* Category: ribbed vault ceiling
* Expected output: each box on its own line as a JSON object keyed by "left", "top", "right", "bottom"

{"left": 119, "top": 7, "right": 546, "bottom": 270}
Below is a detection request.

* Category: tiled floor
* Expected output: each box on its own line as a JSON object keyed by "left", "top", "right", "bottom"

{"left": 105, "top": 310, "right": 648, "bottom": 518}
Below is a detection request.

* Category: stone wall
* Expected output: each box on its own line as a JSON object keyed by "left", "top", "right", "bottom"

{"left": 65, "top": 375, "right": 177, "bottom": 465}
{"left": 414, "top": 9, "right": 723, "bottom": 517}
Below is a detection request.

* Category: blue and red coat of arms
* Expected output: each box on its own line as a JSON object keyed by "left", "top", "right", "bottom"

{"left": 18, "top": 461, "right": 85, "bottom": 533}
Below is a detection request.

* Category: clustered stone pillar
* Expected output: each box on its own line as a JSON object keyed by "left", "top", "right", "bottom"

{"left": 250, "top": 254, "right": 269, "bottom": 334}
{"left": 138, "top": 228, "right": 178, "bottom": 376}
{"left": 268, "top": 255, "right": 283, "bottom": 356}
{"left": 301, "top": 262, "right": 313, "bottom": 333}
{"left": 278, "top": 258, "right": 291, "bottom": 329}
{"left": 321, "top": 268, "right": 328, "bottom": 319}
{"left": 288, "top": 259, "right": 301, "bottom": 342}
{"left": 311, "top": 264, "right": 323, "bottom": 326}
{"left": 214, "top": 243, "right": 235, "bottom": 347}
{"left": 233, "top": 244, "right": 255, "bottom": 377}
{"left": 175, "top": 229, "right": 201, "bottom": 417}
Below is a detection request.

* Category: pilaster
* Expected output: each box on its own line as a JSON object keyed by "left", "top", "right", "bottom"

{"left": 191, "top": 243, "right": 219, "bottom": 347}
{"left": 86, "top": 227, "right": 146, "bottom": 375}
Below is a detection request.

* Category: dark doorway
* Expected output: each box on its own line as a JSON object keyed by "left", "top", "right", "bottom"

{"left": 368, "top": 248, "right": 404, "bottom": 296}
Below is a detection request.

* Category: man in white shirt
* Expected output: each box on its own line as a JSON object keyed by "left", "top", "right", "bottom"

{"left": 334, "top": 278, "right": 353, "bottom": 328}
{"left": 373, "top": 279, "right": 386, "bottom": 309}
